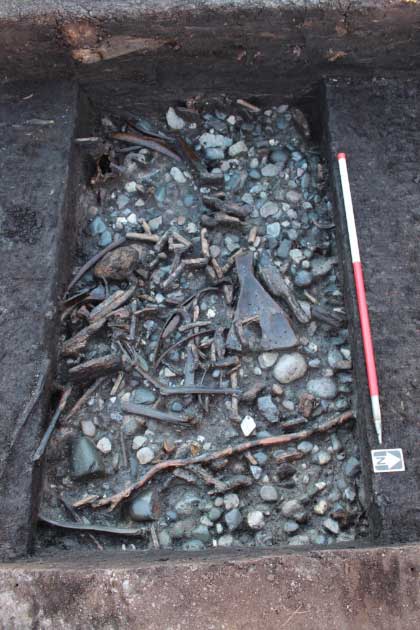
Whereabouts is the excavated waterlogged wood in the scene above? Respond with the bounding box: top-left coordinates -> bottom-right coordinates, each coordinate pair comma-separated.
324,77 -> 420,544
0,81 -> 91,560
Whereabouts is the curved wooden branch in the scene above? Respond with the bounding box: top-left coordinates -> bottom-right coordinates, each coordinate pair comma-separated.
88,411 -> 353,511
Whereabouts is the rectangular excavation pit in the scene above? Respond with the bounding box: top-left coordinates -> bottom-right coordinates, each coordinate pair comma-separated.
30,90 -> 366,556
1,75 -> 419,570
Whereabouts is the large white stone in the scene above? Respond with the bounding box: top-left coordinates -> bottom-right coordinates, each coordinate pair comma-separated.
273,352 -> 307,383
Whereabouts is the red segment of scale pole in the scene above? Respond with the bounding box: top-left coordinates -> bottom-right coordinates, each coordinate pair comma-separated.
337,152 -> 382,444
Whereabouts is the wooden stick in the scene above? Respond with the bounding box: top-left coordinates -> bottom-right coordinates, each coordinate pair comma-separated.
90,411 -> 353,510
67,238 -> 126,293
39,514 -> 146,537
32,385 -> 73,462
61,376 -> 106,424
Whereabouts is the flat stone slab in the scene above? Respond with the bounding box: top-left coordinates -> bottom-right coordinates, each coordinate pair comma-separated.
324,78 -> 420,544
0,80 -> 85,560
0,544 -> 419,628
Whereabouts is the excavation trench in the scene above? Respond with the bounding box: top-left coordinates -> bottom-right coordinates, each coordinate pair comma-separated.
33,93 -> 366,555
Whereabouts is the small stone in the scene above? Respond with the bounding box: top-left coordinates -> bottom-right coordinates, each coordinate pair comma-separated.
344,487 -> 356,502
313,500 -> 328,515
311,256 -> 336,278
294,270 -> 313,287
260,485 -> 278,502
225,508 -> 242,531
125,181 -> 137,193
148,216 -> 163,231
218,534 -> 234,547
250,465 -> 263,480
228,140 -> 248,157
323,517 -> 340,535
270,148 -> 289,167
71,436 -> 105,480
94,246 -> 139,281
266,222 -> 281,238
316,450 -> 332,466
132,435 -> 147,450
260,201 -> 279,218
175,492 -> 200,516
224,493 -> 240,510
276,463 -> 296,480
182,540 -> 205,551
131,387 -> 156,405
81,419 -> 96,438
261,164 -> 280,177
205,148 -> 224,160
344,457 -> 361,478
136,446 -> 154,465
208,507 -> 222,521
199,132 -> 232,149
277,239 -> 292,258
307,377 -> 337,400
286,190 -> 301,204
289,248 -> 305,264
158,529 -> 172,548
118,195 -> 131,211
128,489 -> 159,522
257,395 -> 278,423
273,353 -> 307,384
99,230 -> 112,247
127,213 -> 137,225
166,107 -> 185,130
191,525 -> 211,543
186,222 -> 198,234
281,499 -> 303,518
258,351 -> 279,369
241,415 -> 256,436
247,510 -> 265,530
90,216 -> 107,235
170,166 -> 187,183
284,520 -> 300,534
96,437 -> 112,454
328,348 -> 352,371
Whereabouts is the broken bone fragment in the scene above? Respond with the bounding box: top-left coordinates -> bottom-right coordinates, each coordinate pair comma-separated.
226,252 -> 297,352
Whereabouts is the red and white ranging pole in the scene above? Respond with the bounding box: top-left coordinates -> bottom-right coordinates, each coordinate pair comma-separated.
337,152 -> 382,444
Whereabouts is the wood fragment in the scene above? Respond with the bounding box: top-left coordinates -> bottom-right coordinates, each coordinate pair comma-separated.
39,514 -> 146,537
312,304 -> 347,328
67,238 -> 126,293
112,131 -> 181,162
121,401 -> 192,425
89,286 -> 136,322
150,523 -> 160,549
208,474 -> 252,495
154,328 -> 216,368
72,494 -> 100,509
187,465 -> 228,493
90,411 -> 353,510
32,385 -> 73,462
111,372 -> 124,396
229,370 -> 240,421
160,385 -> 241,397
68,354 -> 122,383
200,228 -> 210,257
61,377 -> 106,424
62,317 -> 107,357
126,232 -> 159,243
236,98 -> 261,113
